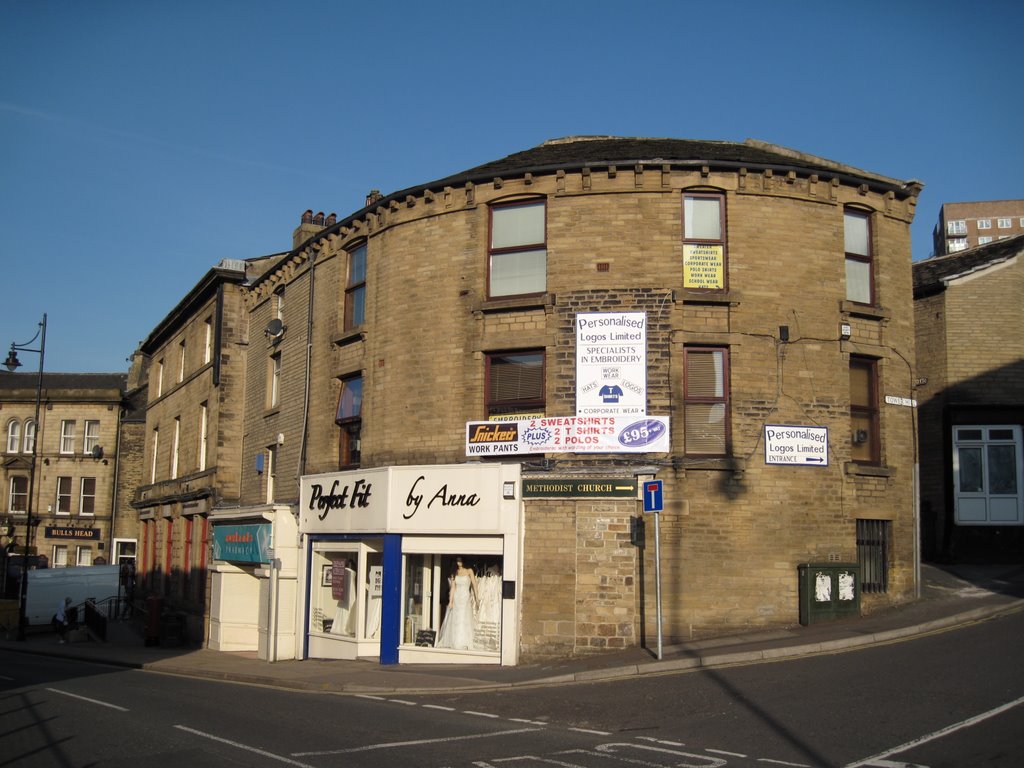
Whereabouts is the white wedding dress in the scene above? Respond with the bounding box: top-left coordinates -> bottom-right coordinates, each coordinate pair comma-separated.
435,574 -> 475,649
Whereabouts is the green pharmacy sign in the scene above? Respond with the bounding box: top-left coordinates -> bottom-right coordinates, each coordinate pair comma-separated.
212,523 -> 272,564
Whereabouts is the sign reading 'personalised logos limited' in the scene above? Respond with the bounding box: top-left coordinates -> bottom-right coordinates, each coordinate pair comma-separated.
576,312 -> 647,417
764,425 -> 829,466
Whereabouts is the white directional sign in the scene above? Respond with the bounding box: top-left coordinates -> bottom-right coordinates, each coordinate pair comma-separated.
764,425 -> 829,466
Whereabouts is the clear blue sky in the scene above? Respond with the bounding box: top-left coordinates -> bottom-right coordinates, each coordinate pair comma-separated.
2,0 -> 1021,373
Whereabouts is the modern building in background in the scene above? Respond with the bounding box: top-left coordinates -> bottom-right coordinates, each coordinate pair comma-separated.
176,136 -> 923,665
1,372 -> 129,582
932,200 -> 1024,256
913,234 -> 1024,562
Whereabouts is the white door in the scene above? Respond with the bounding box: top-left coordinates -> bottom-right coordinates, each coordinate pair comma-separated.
953,425 -> 1023,525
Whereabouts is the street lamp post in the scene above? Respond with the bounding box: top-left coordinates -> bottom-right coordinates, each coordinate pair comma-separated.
5,313 -> 46,641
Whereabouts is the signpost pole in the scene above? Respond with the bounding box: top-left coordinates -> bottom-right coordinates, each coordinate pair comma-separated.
642,479 -> 664,660
654,508 -> 663,660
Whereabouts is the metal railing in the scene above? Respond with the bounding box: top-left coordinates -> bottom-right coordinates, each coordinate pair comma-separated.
82,596 -> 128,642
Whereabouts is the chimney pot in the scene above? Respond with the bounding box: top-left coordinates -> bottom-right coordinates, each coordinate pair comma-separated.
301,209 -> 313,224
313,211 -> 325,225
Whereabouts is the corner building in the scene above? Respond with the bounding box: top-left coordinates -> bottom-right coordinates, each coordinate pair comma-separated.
215,138 -> 922,664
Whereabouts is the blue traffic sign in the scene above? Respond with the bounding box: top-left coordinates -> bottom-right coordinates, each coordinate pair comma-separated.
642,479 -> 663,513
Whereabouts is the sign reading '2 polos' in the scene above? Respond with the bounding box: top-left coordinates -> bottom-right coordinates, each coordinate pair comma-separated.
466,415 -> 670,456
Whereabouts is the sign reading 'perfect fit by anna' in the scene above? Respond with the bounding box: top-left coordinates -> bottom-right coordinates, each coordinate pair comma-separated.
299,463 -> 520,536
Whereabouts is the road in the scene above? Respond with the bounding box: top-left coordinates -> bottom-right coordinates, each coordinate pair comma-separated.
2,609 -> 1022,767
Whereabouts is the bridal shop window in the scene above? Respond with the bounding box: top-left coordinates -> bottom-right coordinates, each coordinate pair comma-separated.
401,553 -> 503,655
310,548 -> 359,636
309,542 -> 385,642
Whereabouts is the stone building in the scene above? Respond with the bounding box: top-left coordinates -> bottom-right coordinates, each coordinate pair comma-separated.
2,371 -> 127,576
132,257 -> 278,641
913,234 -> 1024,561
196,137 -> 923,664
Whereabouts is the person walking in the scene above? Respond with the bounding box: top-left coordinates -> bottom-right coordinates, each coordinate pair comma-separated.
52,597 -> 72,643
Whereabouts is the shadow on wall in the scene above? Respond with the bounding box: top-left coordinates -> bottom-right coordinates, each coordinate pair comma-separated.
917,357 -> 1024,564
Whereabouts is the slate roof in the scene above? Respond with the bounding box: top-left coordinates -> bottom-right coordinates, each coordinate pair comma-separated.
913,233 -> 1024,298
422,136 -> 917,196
0,371 -> 127,392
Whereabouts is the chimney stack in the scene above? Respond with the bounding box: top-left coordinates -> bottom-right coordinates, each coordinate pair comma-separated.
292,208 -> 330,249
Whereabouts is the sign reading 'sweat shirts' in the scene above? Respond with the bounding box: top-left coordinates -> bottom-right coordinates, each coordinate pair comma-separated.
466,416 -> 670,456
576,312 -> 647,417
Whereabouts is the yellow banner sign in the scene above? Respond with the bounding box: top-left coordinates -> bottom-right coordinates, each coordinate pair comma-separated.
683,244 -> 724,289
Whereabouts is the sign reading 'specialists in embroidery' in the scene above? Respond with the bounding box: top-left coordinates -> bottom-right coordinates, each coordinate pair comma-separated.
576,312 -> 647,418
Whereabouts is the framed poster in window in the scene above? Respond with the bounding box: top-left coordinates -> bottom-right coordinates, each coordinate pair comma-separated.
321,564 -> 333,587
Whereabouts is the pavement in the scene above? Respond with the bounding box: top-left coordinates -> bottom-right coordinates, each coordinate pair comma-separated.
2,562 -> 1022,695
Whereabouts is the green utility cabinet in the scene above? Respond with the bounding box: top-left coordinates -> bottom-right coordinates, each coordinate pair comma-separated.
798,563 -> 860,626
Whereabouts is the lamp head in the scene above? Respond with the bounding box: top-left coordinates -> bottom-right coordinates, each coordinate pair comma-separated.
4,347 -> 21,372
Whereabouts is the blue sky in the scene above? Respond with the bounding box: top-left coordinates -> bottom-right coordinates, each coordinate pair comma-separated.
2,0 -> 1021,372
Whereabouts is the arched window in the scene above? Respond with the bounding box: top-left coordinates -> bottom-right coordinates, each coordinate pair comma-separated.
23,420 -> 36,453
6,420 -> 20,454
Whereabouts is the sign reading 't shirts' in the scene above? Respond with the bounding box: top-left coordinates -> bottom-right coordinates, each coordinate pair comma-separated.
576,312 -> 647,417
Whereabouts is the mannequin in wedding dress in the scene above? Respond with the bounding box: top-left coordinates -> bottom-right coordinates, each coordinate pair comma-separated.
435,557 -> 478,650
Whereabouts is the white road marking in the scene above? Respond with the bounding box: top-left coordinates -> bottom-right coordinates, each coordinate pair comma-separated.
757,760 -> 812,767
46,687 -> 129,711
466,710 -> 501,718
708,748 -> 747,757
174,725 -> 316,767
843,693 -> 1024,768
423,704 -> 456,712
568,727 -> 611,736
388,698 -> 417,705
293,727 -> 541,756
509,718 -> 549,726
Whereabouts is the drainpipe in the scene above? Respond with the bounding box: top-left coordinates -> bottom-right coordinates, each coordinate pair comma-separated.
109,403 -> 124,561
298,250 -> 316,482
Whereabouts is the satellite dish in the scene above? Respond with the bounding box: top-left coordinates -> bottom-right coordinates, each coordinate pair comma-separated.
91,445 -> 104,460
265,318 -> 285,338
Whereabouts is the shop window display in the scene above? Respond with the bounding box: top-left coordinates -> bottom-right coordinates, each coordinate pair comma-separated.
310,550 -> 358,636
403,554 -> 502,654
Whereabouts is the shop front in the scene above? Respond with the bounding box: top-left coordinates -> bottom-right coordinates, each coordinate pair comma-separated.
300,463 -> 521,666
207,505 -> 298,659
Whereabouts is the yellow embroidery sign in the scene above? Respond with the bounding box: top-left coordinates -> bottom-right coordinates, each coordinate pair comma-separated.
683,244 -> 724,289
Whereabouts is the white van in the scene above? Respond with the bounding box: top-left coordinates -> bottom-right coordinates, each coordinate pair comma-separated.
25,565 -> 121,625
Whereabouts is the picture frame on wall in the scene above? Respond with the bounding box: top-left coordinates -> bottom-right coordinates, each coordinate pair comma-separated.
321,564 -> 333,587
